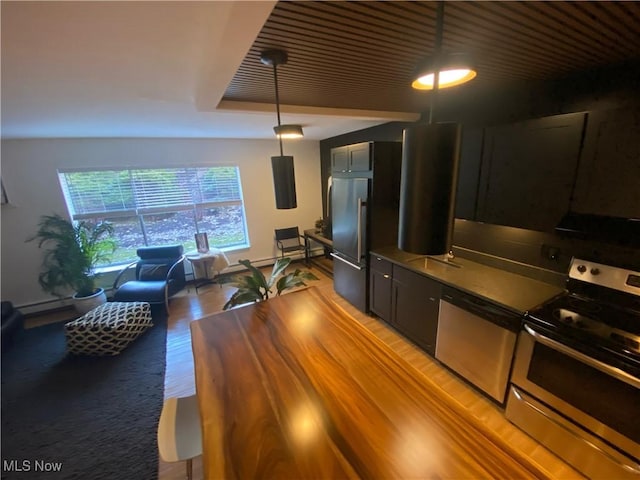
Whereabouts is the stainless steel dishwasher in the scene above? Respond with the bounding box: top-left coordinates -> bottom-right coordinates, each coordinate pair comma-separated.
436,286 -> 520,404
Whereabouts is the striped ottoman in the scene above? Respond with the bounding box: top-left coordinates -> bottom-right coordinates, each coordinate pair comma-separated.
65,301 -> 153,356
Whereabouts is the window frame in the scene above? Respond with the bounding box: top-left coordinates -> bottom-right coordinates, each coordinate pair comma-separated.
57,165 -> 250,267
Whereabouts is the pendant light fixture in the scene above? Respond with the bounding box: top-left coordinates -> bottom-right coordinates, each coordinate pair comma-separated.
398,1 -> 463,255
411,5 -> 476,91
261,49 -> 301,209
274,124 -> 304,139
411,53 -> 476,90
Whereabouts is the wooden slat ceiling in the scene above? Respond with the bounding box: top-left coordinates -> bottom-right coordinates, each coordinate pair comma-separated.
223,0 -> 640,113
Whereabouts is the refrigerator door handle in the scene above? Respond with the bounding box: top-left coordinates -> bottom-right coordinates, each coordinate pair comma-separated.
330,253 -> 363,270
357,198 -> 366,260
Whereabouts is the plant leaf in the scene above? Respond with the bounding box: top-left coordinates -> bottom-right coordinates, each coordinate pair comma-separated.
267,257 -> 291,288
239,259 -> 268,290
223,289 -> 262,310
225,274 -> 254,289
297,270 -> 320,281
276,273 -> 307,295
223,258 -> 319,308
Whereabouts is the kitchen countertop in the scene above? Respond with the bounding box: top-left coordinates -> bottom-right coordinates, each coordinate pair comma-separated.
192,287 -> 553,479
371,246 -> 564,314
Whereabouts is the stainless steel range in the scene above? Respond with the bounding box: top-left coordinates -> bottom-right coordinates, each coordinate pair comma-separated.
506,257 -> 640,479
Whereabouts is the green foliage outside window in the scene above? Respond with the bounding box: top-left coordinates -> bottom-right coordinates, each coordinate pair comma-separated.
58,166 -> 249,267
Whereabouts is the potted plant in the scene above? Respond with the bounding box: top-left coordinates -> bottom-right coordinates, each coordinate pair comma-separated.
28,214 -> 117,314
222,257 -> 318,310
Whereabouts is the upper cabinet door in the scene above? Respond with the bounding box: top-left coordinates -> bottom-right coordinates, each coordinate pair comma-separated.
331,146 -> 349,173
331,143 -> 371,173
571,106 -> 640,219
348,142 -> 372,172
476,112 -> 586,232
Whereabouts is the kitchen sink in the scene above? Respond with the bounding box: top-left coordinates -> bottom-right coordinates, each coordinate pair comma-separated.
408,256 -> 463,269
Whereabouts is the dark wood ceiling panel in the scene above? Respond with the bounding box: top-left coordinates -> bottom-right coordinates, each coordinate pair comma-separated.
223,1 -> 640,113
604,2 -> 640,37
549,1 -> 637,48
438,5 -> 589,78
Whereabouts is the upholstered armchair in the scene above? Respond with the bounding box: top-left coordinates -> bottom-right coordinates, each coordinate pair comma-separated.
112,245 -> 186,313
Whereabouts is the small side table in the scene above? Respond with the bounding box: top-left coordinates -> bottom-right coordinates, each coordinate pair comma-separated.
303,229 -> 333,276
186,249 -> 230,293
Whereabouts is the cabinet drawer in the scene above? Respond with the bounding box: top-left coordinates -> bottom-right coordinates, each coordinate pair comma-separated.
370,255 -> 392,275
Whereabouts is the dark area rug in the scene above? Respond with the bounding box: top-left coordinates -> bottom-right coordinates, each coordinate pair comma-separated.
1,307 -> 167,480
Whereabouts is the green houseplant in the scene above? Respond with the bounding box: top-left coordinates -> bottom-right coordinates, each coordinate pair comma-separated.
28,214 -> 117,313
222,258 -> 318,310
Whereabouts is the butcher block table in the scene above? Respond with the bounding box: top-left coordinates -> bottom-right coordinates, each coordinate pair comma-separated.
190,287 -> 550,479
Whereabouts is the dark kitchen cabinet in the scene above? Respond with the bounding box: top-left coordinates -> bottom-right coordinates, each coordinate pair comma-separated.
369,256 -> 392,322
331,147 -> 349,173
571,106 -> 640,219
331,142 -> 371,173
455,127 -> 484,220
474,112 -> 586,232
391,265 -> 441,356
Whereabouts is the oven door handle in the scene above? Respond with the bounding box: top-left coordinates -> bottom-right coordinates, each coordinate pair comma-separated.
523,324 -> 640,389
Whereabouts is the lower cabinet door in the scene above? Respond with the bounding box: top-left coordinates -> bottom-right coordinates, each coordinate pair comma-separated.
392,266 -> 441,356
369,268 -> 392,322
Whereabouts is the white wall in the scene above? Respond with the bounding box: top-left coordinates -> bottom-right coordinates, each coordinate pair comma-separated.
1,138 -> 322,311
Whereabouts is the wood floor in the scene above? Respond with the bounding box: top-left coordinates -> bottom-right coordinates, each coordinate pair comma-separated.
159,262 -> 584,480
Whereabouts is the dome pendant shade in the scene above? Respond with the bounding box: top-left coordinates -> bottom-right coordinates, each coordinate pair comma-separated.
274,124 -> 304,139
271,156 -> 297,209
398,123 -> 461,254
411,53 -> 476,90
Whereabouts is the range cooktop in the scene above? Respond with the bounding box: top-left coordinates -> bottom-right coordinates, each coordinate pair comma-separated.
526,258 -> 640,362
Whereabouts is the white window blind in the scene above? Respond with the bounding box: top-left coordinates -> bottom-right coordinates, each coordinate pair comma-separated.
59,167 -> 243,219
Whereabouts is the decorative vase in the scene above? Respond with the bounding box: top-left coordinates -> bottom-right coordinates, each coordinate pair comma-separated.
72,288 -> 107,315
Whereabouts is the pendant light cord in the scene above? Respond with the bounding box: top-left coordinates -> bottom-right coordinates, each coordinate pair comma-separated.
273,63 -> 284,156
429,1 -> 444,125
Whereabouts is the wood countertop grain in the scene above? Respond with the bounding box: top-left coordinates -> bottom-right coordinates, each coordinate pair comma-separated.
190,287 -> 552,479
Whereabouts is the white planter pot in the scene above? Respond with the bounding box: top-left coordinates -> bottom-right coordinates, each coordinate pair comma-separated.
72,288 -> 107,315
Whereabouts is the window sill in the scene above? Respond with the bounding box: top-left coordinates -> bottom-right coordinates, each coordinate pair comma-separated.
95,243 -> 248,274
95,264 -> 129,275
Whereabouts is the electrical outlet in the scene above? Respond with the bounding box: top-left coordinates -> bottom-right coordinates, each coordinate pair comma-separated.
541,244 -> 561,261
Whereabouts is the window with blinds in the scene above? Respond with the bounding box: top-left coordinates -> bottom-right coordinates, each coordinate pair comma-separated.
58,166 -> 249,266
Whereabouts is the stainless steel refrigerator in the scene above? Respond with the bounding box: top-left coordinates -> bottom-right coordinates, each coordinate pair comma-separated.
330,142 -> 402,312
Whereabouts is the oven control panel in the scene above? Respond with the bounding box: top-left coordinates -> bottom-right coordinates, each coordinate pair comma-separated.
569,258 -> 640,296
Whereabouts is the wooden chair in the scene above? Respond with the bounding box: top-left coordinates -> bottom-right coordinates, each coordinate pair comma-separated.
274,227 -> 306,260
157,395 -> 202,480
